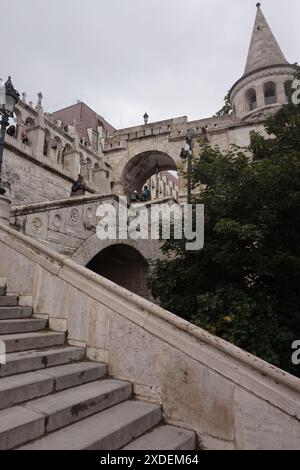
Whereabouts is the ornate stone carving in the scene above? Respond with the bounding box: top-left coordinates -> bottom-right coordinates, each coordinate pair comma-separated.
70,208 -> 80,225
31,217 -> 43,233
53,213 -> 63,229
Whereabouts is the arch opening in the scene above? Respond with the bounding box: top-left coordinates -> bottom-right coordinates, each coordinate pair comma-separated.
86,244 -> 151,300
246,88 -> 257,111
264,81 -> 277,105
122,150 -> 178,199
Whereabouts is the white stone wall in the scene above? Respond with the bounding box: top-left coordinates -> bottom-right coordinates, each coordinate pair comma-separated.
3,146 -> 71,203
0,222 -> 299,450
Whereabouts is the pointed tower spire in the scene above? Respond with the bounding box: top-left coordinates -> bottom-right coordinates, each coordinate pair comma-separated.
244,3 -> 288,75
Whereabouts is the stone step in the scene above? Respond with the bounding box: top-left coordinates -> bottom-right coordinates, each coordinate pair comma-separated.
35,361 -> 107,392
123,424 -> 196,450
0,362 -> 107,409
20,400 -> 161,450
0,331 -> 66,353
0,307 -> 32,320
0,319 -> 47,335
0,297 -> 18,307
0,379 -> 132,449
0,406 -> 44,450
0,346 -> 85,377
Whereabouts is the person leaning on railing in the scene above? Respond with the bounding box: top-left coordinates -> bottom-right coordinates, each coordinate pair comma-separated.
70,175 -> 96,197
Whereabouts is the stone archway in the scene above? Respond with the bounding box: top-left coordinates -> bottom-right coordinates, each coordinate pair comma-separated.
110,141 -> 184,198
121,150 -> 178,195
86,244 -> 151,299
71,234 -> 162,300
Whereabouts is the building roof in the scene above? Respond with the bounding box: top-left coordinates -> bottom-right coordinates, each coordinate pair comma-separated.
52,101 -> 115,139
162,171 -> 178,186
244,4 -> 289,75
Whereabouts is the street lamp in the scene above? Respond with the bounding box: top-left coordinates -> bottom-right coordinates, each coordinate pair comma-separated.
155,160 -> 160,176
180,128 -> 195,204
143,112 -> 149,125
0,77 -> 19,195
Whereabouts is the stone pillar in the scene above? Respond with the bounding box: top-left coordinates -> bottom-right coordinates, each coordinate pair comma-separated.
64,133 -> 81,177
277,81 -> 287,104
93,169 -> 107,194
256,85 -> 265,108
64,150 -> 80,175
0,196 -> 11,225
29,106 -> 45,157
177,160 -> 188,203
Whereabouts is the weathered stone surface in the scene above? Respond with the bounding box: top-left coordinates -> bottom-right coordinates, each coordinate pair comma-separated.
33,267 -> 68,318
109,312 -> 163,402
0,362 -> 104,409
0,331 -> 65,353
23,379 -> 132,432
0,307 -> 32,319
123,425 -> 196,450
39,361 -> 107,391
0,318 -> 47,334
0,296 -> 18,307
161,347 -> 235,441
18,295 -> 33,307
0,371 -> 54,409
0,243 -> 34,296
233,388 -> 300,450
0,346 -> 85,377
0,405 -> 44,450
88,304 -> 110,351
20,400 -> 161,450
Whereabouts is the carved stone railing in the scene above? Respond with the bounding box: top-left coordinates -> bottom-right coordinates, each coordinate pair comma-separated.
10,194 -> 120,257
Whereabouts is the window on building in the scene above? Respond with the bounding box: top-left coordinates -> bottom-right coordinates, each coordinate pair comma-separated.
246,88 -> 257,111
264,82 -> 277,105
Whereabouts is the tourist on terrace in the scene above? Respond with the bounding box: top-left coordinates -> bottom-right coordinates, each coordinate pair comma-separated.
129,190 -> 141,204
141,185 -> 151,202
70,175 -> 95,197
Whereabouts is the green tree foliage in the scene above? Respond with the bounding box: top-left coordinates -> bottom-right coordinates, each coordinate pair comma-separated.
150,100 -> 300,376
215,92 -> 232,116
294,62 -> 300,80
284,64 -> 300,103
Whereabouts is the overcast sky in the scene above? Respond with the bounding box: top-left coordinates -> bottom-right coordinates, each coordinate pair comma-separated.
1,0 -> 299,129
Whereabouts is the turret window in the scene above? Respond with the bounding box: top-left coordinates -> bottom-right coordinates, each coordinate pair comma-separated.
246,88 -> 257,111
264,81 -> 277,105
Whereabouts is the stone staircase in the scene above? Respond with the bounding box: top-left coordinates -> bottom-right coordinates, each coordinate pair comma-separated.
0,294 -> 196,450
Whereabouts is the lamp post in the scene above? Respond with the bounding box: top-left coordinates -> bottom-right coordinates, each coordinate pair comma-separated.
180,128 -> 195,204
0,77 -> 20,195
143,112 -> 149,125
155,160 -> 160,199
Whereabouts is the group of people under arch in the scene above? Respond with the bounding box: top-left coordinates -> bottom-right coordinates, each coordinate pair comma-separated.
129,185 -> 151,203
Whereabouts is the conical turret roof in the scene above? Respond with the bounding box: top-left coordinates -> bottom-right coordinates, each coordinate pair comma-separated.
244,3 -> 289,75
